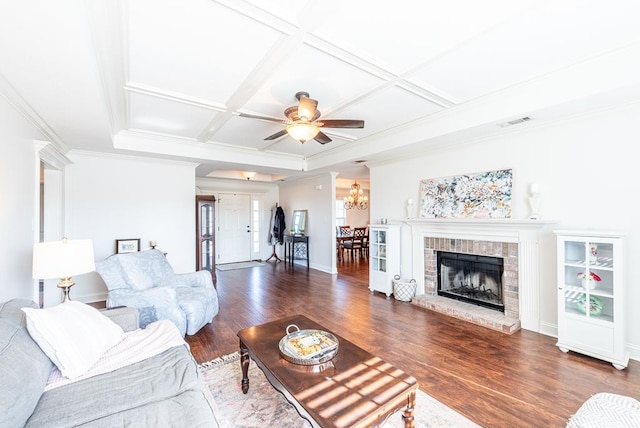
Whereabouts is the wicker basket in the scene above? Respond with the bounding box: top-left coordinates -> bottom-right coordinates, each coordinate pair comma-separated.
392,275 -> 416,302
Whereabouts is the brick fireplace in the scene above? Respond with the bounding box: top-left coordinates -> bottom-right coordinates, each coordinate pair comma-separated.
405,219 -> 550,333
420,237 -> 519,333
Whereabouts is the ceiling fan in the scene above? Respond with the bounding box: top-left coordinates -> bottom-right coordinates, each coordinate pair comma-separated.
239,91 -> 364,144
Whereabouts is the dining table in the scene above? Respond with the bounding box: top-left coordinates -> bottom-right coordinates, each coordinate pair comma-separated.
337,228 -> 368,260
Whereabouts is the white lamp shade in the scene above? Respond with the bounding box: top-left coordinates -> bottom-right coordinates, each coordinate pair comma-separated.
32,239 -> 96,279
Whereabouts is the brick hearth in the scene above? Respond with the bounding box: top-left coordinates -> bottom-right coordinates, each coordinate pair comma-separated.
411,295 -> 520,334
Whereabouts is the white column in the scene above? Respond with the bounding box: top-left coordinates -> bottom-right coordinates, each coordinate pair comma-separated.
518,238 -> 540,331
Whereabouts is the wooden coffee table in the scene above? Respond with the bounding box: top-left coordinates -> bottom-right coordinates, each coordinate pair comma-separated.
237,314 -> 418,428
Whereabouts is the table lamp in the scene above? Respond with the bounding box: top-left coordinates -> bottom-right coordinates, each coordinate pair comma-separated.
32,237 -> 96,303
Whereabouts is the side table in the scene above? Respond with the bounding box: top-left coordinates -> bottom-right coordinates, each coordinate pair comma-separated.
284,235 -> 309,269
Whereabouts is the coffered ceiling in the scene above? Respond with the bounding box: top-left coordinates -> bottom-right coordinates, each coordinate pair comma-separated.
1,0 -> 640,181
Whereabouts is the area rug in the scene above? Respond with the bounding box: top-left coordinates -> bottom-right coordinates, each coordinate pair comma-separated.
198,352 -> 481,428
216,261 -> 265,271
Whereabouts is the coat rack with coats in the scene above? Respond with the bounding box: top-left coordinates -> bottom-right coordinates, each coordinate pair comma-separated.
266,203 -> 285,262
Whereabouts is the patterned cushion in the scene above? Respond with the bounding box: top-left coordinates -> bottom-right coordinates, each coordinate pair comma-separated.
137,306 -> 157,329
118,256 -> 155,290
175,286 -> 218,335
95,257 -> 129,291
567,393 -> 640,427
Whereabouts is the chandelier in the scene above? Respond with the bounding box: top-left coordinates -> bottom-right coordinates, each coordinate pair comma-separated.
344,180 -> 368,210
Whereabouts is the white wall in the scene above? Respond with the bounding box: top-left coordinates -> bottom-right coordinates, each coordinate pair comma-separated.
370,103 -> 640,359
0,96 -> 45,302
279,173 -> 336,273
65,152 -> 197,303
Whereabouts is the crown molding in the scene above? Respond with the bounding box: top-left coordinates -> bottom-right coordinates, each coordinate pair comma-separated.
113,130 -> 306,171
68,148 -> 199,169
33,140 -> 72,170
0,73 -> 68,151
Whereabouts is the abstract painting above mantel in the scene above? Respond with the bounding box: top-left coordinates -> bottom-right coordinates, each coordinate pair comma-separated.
419,169 -> 512,219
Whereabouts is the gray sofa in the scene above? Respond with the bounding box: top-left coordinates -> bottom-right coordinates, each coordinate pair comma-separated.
0,299 -> 220,428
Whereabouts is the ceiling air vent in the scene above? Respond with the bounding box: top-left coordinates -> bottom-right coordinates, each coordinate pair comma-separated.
497,116 -> 533,128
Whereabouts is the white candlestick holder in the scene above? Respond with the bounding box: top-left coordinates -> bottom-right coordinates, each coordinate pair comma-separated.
529,193 -> 541,219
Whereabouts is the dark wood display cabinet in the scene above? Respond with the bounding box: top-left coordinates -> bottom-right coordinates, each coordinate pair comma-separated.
196,195 -> 216,282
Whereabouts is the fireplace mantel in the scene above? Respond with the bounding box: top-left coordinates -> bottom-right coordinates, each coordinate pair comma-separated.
404,218 -> 554,242
404,218 -> 554,332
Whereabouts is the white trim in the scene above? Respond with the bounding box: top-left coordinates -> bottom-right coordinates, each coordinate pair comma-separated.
34,140 -> 72,170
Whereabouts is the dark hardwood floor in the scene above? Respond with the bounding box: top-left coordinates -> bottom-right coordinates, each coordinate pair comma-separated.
186,257 -> 640,427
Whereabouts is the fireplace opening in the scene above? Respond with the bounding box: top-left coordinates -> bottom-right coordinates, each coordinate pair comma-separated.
437,251 -> 504,312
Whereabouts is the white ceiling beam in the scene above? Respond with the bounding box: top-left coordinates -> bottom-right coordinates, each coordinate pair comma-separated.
114,130 -> 306,171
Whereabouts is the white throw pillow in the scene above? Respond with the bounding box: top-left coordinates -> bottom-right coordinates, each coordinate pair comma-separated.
22,301 -> 125,379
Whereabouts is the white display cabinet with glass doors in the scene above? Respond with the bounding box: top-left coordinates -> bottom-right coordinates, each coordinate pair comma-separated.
368,224 -> 400,297
554,230 -> 628,369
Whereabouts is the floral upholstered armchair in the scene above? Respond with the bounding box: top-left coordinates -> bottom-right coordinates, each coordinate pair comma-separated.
95,249 -> 218,336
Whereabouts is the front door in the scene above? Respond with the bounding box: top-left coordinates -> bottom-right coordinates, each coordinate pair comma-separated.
217,193 -> 251,264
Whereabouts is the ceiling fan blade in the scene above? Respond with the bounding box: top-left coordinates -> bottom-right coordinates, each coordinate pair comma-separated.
317,119 -> 364,128
264,129 -> 288,140
238,112 -> 287,125
314,131 -> 332,144
298,96 -> 318,121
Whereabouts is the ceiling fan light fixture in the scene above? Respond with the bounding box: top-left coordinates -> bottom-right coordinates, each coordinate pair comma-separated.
297,94 -> 317,122
251,91 -> 363,144
298,111 -> 311,122
286,123 -> 319,143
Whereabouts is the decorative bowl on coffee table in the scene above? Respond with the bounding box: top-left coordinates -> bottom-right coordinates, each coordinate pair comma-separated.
278,325 -> 339,365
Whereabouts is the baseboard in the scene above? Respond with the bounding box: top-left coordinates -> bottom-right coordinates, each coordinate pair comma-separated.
538,321 -> 558,338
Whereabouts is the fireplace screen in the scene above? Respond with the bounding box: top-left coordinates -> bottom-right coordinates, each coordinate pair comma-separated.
437,251 -> 504,312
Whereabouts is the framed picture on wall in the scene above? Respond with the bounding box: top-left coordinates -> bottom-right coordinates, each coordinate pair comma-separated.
419,169 -> 513,219
116,238 -> 140,254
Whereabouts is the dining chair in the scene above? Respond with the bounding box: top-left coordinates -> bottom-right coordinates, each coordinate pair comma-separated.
361,227 -> 369,258
336,226 -> 352,261
343,227 -> 367,260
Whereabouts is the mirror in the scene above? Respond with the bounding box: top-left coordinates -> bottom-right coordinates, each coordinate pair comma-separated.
292,210 -> 307,236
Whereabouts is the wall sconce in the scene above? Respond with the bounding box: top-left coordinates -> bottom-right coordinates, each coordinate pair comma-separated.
242,171 -> 257,180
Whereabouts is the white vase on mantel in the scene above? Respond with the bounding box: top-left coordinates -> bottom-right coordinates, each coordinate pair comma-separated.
406,199 -> 414,219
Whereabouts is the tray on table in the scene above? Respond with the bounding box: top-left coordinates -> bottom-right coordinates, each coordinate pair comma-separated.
278,324 -> 339,365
